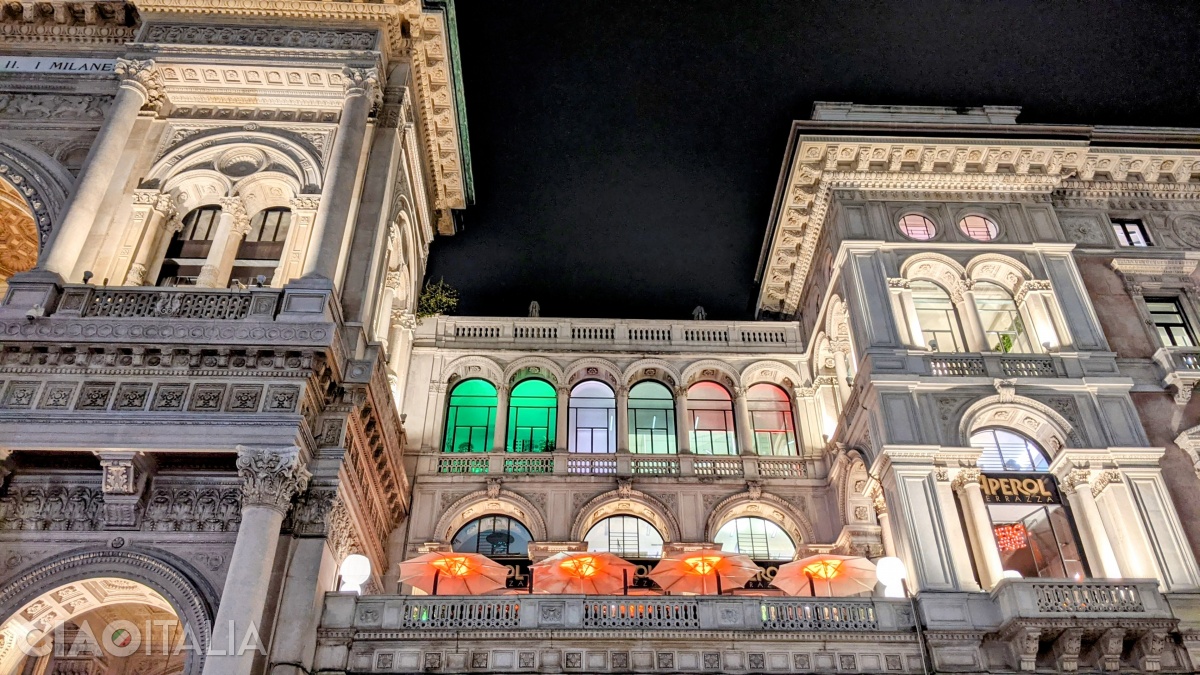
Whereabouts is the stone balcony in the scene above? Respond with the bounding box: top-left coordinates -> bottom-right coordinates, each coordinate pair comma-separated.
314,593 -> 922,674
419,451 -> 816,480
1153,346 -> 1200,404
417,316 -> 803,354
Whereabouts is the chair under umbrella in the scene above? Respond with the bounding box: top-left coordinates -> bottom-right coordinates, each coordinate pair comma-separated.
398,552 -> 510,596
649,549 -> 759,595
531,552 -> 637,595
772,554 -> 877,597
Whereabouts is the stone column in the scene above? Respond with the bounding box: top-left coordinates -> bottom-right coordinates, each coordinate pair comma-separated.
267,486 -> 339,675
302,67 -> 379,282
953,468 -> 1004,589
1093,472 -> 1159,579
202,446 -> 310,675
732,387 -> 755,456
196,197 -> 251,288
957,287 -> 989,353
832,352 -> 852,401
615,386 -> 630,453
123,191 -> 178,286
276,196 -> 320,285
673,386 -> 692,454
1019,286 -> 1059,351
40,59 -> 162,279
873,492 -> 896,557
555,386 -> 570,451
1060,470 -> 1123,579
387,311 -> 416,411
493,385 -> 510,452
931,469 -> 982,591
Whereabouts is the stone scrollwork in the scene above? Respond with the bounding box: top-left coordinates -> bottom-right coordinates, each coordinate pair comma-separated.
114,58 -> 165,112
235,445 -> 311,513
0,484 -> 104,531
326,497 -> 361,563
291,485 -> 338,537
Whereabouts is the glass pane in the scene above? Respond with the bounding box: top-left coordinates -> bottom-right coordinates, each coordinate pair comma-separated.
898,214 -> 937,240
509,379 -> 557,452
584,516 -> 664,558
444,380 -> 497,453
714,517 -> 796,560
973,282 -> 1031,353
911,280 -> 964,352
629,382 -> 677,454
971,428 -> 1050,472
958,215 -> 999,241
570,381 -> 616,453
452,515 -> 533,557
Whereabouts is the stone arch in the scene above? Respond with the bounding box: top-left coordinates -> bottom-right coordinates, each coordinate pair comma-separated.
681,360 -> 740,392
441,355 -> 504,388
144,129 -> 323,193
705,489 -> 814,551
958,394 -> 1081,456
234,172 -> 301,215
563,357 -> 622,390
0,139 -> 73,252
900,252 -> 969,302
812,332 -> 835,376
571,487 -> 681,543
740,360 -> 803,391
0,178 -> 39,283
0,547 -> 215,675
163,170 -> 233,214
966,253 -> 1033,296
622,358 -> 682,390
502,356 -> 565,388
435,488 -> 549,543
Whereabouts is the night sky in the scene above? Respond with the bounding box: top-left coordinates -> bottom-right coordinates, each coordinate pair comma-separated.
425,0 -> 1200,320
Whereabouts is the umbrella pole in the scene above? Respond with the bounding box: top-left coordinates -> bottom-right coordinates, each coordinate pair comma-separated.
528,568 -> 534,594
623,569 -> 628,596
806,572 -> 815,597
432,569 -> 440,596
716,572 -> 723,596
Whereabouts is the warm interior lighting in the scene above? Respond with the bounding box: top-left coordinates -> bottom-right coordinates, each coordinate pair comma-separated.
993,523 -> 1028,553
559,555 -> 601,578
430,556 -> 475,577
683,555 -> 722,575
802,559 -> 843,580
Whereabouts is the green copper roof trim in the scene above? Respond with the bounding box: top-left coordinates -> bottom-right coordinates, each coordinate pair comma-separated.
424,0 -> 474,205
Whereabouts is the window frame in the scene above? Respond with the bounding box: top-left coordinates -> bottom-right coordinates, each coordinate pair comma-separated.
686,381 -> 737,456
568,380 -> 616,454
506,378 -> 558,453
628,381 -> 678,455
972,281 -> 1033,354
442,379 -> 498,454
746,383 -> 798,457
957,214 -> 1001,242
1145,295 -> 1197,348
451,514 -> 534,557
910,279 -> 967,353
897,213 -> 939,241
583,515 -> 665,558
1111,218 -> 1152,247
713,516 -> 796,561
157,205 -> 222,287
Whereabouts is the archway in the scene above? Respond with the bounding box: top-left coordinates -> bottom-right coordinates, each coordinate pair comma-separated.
0,177 -> 38,292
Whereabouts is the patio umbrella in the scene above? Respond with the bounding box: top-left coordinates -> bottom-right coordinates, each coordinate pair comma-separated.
648,549 -> 759,595
772,555 -> 877,597
531,552 -> 638,595
398,552 -> 510,596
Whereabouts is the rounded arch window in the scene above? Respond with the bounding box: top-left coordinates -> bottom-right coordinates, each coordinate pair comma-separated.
910,280 -> 966,353
958,214 -> 1000,241
232,207 -> 291,287
507,378 -> 557,452
569,380 -> 615,453
452,515 -> 533,557
687,381 -> 736,455
972,281 -> 1032,353
898,214 -> 937,241
746,383 -> 798,456
971,428 -> 1050,472
628,381 -> 677,454
443,379 -> 498,454
584,515 -> 664,558
714,516 -> 796,560
157,205 -> 221,286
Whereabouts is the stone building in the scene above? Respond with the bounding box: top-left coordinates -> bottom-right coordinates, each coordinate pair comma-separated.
4,4 -> 1200,675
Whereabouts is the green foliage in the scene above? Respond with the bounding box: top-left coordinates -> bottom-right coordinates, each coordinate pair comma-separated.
417,278 -> 459,319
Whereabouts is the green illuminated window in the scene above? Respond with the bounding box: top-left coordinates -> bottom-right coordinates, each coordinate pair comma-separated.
443,379 -> 497,453
629,381 -> 677,454
507,379 -> 557,452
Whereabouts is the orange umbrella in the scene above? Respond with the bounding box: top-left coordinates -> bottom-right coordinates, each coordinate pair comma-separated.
772,555 -> 876,597
648,549 -> 759,595
531,552 -> 637,595
398,552 -> 510,595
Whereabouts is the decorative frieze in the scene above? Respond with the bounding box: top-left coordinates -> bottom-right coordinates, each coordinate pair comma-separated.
0,484 -> 103,531
143,23 -> 378,51
0,94 -> 111,121
144,484 -> 241,532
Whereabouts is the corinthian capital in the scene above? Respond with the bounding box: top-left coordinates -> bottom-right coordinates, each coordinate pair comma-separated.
290,485 -> 338,537
343,67 -> 382,101
235,445 -> 311,513
220,196 -> 251,235
951,468 -> 981,493
114,58 -> 164,111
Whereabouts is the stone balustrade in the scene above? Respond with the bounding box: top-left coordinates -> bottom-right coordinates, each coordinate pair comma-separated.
420,316 -> 802,353
990,578 -> 1169,620
1154,346 -> 1200,404
424,451 -> 814,479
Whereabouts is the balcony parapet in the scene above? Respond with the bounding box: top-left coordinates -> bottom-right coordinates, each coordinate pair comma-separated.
417,316 -> 803,354
1154,346 -> 1200,404
422,451 -> 816,480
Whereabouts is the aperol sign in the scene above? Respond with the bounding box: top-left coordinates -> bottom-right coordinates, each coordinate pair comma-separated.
979,473 -> 1060,504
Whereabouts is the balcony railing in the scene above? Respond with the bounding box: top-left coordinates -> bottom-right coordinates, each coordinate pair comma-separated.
323,594 -> 912,634
1154,346 -> 1200,404
421,316 -> 802,353
990,578 -> 1170,620
55,285 -> 282,321
425,452 -> 814,479
926,353 -> 1063,378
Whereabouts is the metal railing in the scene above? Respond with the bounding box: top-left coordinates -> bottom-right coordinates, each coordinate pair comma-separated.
429,452 -> 814,478
398,598 -> 522,629
52,285 -> 282,321
926,353 -> 1064,378
760,599 -> 878,630
583,598 -> 699,629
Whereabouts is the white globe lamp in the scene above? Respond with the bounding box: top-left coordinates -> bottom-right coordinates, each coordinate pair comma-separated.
339,554 -> 372,594
875,556 -> 907,598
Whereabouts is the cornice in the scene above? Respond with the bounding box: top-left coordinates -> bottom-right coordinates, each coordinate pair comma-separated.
757,136 -> 1200,315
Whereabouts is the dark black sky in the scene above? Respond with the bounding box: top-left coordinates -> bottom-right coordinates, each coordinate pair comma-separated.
425,0 -> 1200,320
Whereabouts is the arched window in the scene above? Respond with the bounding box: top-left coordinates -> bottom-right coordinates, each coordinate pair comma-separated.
714,516 -> 796,560
507,379 -> 557,452
958,214 -> 1000,241
584,515 -> 664,558
443,379 -> 497,453
452,515 -> 533,557
747,384 -> 797,456
231,207 -> 291,287
157,205 -> 221,286
569,381 -> 615,453
911,280 -> 965,352
973,281 -> 1032,353
898,214 -> 937,241
687,382 -> 736,455
969,429 -> 1085,580
628,381 -> 677,454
